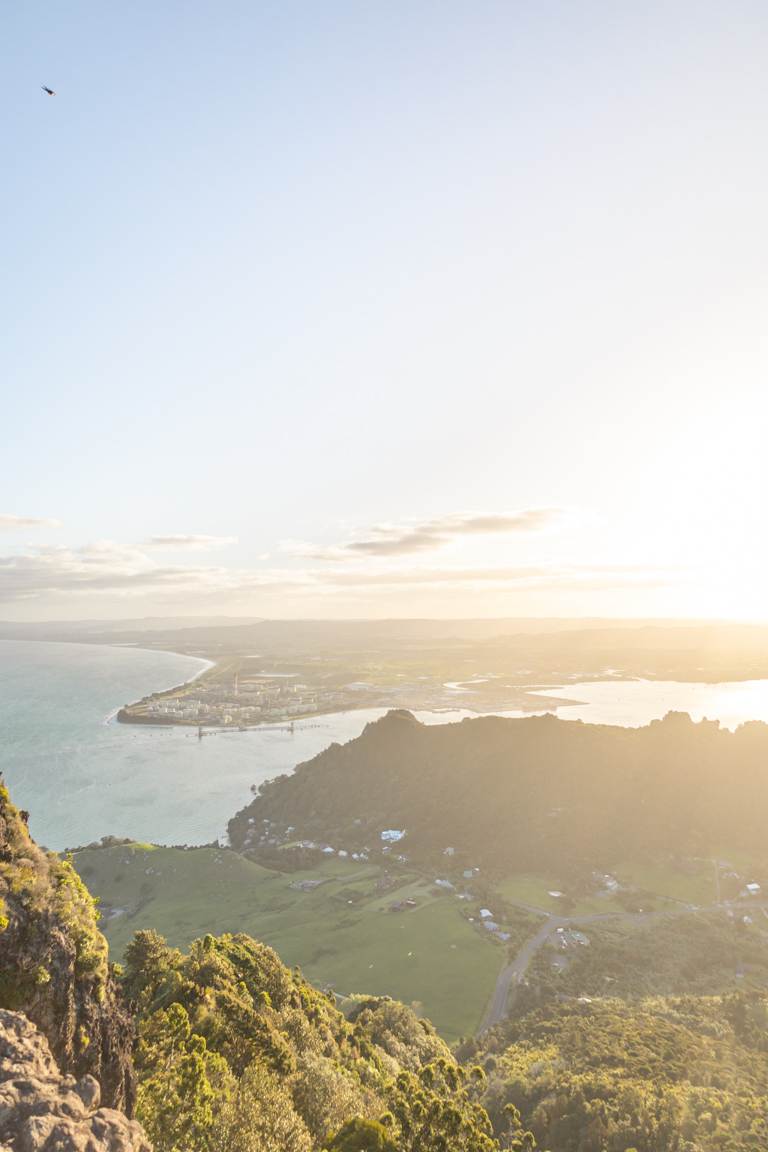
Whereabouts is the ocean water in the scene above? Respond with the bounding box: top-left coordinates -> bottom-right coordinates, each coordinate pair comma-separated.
0,640 -> 392,850
3,640 -> 768,851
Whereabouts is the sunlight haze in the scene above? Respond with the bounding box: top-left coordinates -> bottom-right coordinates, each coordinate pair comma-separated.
2,1 -> 766,620
6,11 -> 768,1151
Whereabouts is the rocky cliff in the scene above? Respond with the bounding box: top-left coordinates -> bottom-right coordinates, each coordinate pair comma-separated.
0,1008 -> 150,1151
0,781 -> 135,1113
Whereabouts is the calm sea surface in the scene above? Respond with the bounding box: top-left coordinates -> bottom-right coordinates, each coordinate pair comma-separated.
2,640 -> 768,850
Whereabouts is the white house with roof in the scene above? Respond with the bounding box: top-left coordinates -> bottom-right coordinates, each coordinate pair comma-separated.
381,829 -> 406,843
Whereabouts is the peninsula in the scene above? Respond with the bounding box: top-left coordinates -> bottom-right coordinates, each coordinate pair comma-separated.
101,617 -> 768,730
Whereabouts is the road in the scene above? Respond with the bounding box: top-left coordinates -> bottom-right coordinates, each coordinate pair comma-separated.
479,904 -> 666,1032
477,894 -> 768,1034
479,916 -> 565,1031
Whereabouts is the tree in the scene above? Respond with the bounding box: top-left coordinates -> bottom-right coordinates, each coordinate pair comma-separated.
326,1116 -> 398,1151
291,1052 -> 369,1144
136,1003 -> 233,1152
123,928 -> 181,1005
211,1061 -> 312,1152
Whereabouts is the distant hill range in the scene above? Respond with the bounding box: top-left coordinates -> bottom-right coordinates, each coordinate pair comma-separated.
3,617 -> 768,683
230,708 -> 768,878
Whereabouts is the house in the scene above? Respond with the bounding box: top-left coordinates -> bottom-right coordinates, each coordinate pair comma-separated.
443,847 -> 456,856
479,908 -> 493,919
381,829 -> 406,843
555,927 -> 590,948
746,882 -> 761,895
434,878 -> 455,891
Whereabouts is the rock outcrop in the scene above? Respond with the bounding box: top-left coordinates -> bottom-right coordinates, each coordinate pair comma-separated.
0,1009 -> 151,1150
0,782 -> 136,1113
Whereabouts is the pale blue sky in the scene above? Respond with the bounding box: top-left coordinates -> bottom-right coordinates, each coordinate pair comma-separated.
2,2 -> 767,619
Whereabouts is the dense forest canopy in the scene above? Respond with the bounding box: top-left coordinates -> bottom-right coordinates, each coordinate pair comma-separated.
470,995 -> 768,1152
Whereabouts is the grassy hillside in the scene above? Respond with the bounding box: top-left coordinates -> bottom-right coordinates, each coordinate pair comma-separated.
74,843 -> 504,1041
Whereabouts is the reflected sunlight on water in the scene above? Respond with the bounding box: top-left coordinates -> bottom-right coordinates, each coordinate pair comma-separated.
530,679 -> 768,730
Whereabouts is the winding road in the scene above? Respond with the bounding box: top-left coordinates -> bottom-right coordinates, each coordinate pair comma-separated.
479,916 -> 566,1031
477,893 -> 767,1033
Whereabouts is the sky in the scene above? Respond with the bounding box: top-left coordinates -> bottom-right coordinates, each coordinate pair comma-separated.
2,1 -> 767,621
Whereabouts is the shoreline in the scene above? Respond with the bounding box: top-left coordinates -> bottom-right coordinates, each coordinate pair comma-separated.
105,653 -> 214,725
114,672 -> 577,732
113,697 -> 570,734
96,642 -> 583,733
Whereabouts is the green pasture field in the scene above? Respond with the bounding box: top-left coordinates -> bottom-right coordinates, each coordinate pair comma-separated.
74,845 -> 501,1041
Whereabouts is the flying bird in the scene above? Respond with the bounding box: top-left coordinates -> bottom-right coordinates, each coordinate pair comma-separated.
41,85 -> 56,96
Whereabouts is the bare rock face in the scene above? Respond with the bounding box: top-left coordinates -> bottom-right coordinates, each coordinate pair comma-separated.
0,782 -> 136,1114
0,1009 -> 151,1150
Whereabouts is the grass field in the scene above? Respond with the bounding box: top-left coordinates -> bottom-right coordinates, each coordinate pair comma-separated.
74,845 -> 501,1041
614,860 -> 717,905
494,873 -> 628,916
495,860 -> 723,916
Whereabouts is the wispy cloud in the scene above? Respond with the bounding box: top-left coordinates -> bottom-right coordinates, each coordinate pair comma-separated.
0,514 -> 61,530
288,509 -> 562,560
0,540 -> 673,606
144,534 -> 239,551
316,563 -> 670,590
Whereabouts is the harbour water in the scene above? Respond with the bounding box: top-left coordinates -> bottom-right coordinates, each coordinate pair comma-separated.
0,639 -> 391,850
2,639 -> 768,850
528,678 -> 768,730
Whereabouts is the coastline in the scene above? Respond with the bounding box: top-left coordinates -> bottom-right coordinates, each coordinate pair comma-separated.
107,652 -> 214,725
111,653 -> 768,737
113,649 -> 577,731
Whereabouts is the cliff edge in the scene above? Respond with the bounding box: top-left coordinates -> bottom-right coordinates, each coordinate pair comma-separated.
0,1008 -> 150,1151
0,781 -> 135,1113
